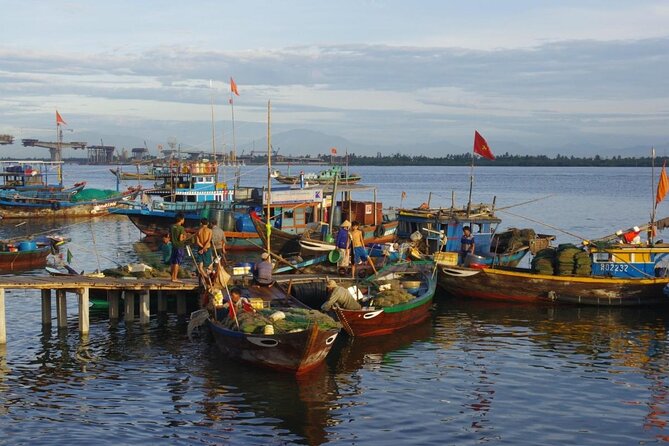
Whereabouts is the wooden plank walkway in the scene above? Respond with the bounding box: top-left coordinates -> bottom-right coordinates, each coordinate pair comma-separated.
0,275 -> 202,345
0,275 -> 200,290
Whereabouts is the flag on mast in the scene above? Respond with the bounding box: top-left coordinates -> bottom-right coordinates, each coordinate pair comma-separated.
230,77 -> 240,96
656,161 -> 669,207
330,147 -> 337,155
56,111 -> 66,126
473,130 -> 494,160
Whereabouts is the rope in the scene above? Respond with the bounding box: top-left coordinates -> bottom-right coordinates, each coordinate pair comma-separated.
496,208 -> 587,241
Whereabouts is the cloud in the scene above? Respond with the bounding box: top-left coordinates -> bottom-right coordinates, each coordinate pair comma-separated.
0,37 -> 668,151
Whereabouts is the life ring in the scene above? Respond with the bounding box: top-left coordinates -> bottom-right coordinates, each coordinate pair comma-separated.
374,225 -> 385,237
51,202 -> 61,211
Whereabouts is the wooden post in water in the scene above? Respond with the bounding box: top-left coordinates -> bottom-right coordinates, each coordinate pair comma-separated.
41,289 -> 52,326
56,289 -> 67,329
139,291 -> 150,325
78,288 -> 89,335
108,290 -> 120,320
176,294 -> 187,317
157,291 -> 167,314
124,291 -> 135,322
0,289 -> 6,345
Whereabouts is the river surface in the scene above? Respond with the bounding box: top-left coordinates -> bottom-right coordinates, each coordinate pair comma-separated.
1,164 -> 669,445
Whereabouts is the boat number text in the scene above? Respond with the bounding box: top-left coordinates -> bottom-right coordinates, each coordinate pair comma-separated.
600,263 -> 629,272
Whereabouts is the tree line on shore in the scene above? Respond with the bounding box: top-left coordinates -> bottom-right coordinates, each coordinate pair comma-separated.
335,153 -> 668,167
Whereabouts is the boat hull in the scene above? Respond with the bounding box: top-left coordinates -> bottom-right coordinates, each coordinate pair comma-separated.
124,212 -> 262,252
438,266 -> 669,306
0,189 -> 140,219
207,320 -> 339,373
275,175 -> 361,185
300,221 -> 399,257
0,246 -> 51,271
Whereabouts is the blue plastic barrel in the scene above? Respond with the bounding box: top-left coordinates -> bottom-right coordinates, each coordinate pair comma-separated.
18,241 -> 37,251
235,214 -> 256,233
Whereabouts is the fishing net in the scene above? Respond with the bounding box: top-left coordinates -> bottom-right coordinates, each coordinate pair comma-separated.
223,307 -> 341,334
371,288 -> 415,308
71,189 -> 121,202
492,228 -> 537,253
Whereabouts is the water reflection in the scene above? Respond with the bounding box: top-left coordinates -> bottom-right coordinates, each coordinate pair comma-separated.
435,298 -> 669,442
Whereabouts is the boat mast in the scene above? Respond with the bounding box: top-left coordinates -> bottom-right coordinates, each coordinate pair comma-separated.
266,100 -> 272,255
209,80 -> 218,184
651,147 -> 656,244
466,145 -> 475,217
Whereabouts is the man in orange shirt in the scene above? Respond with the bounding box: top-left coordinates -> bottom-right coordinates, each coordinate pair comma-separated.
350,221 -> 377,278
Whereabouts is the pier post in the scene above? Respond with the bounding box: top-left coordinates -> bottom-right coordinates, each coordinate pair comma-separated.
124,291 -> 135,322
139,291 -> 150,325
157,291 -> 167,314
176,294 -> 187,317
78,288 -> 89,335
108,290 -> 120,320
0,289 -> 6,345
41,289 -> 52,326
56,289 -> 67,329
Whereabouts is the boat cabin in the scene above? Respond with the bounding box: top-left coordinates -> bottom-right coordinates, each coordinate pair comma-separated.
397,205 -> 501,255
589,245 -> 669,279
258,187 -> 323,234
0,161 -> 63,190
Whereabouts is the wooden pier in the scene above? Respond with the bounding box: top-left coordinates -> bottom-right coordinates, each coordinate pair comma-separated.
0,275 -> 201,344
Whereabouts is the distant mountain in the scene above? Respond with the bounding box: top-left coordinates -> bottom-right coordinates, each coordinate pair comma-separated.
1,122 -> 666,160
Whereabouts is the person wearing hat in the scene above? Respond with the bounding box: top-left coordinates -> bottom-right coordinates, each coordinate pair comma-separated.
335,220 -> 352,273
321,279 -> 362,312
253,252 -> 274,286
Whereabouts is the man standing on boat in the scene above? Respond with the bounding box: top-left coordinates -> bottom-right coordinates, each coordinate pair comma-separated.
350,221 -> 377,278
170,213 -> 187,282
460,226 -> 475,265
335,220 -> 351,275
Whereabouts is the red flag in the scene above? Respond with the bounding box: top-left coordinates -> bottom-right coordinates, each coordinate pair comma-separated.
473,130 -> 494,160
230,77 -> 239,96
227,293 -> 237,321
330,147 -> 337,155
56,111 -> 66,126
656,162 -> 669,207
401,191 -> 407,199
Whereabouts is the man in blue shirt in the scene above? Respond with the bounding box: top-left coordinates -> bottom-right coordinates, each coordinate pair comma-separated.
460,226 -> 475,265
335,220 -> 351,273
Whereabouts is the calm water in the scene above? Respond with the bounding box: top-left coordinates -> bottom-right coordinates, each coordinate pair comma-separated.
1,164 -> 669,445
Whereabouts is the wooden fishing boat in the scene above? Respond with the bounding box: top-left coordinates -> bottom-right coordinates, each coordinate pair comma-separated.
439,265 -> 669,306
204,285 -> 341,373
0,186 -> 141,219
333,261 -> 437,336
274,165 -> 361,186
438,243 -> 669,306
285,260 -> 437,337
0,236 -> 66,272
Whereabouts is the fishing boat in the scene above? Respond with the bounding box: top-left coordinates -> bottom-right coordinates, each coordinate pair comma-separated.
0,186 -> 141,219
274,165 -> 361,186
257,184 -> 399,259
397,202 -> 552,267
110,163 -> 178,181
0,235 -> 66,272
438,239 -> 669,306
286,260 -> 437,337
0,160 -> 86,194
204,284 -> 341,373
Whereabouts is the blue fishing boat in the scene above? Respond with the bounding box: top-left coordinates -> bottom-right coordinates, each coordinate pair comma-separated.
397,203 -> 551,267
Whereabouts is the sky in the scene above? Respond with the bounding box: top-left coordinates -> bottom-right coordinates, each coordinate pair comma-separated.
0,0 -> 668,157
